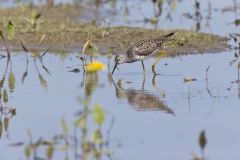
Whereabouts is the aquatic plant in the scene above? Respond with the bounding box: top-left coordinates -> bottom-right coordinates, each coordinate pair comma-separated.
192,130 -> 207,160
7,21 -> 15,40
83,39 -> 99,62
8,100 -> 111,160
0,31 -> 11,58
0,77 -> 16,139
85,61 -> 106,73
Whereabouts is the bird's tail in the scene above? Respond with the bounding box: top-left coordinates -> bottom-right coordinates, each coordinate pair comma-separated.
161,32 -> 175,40
163,32 -> 175,38
155,32 -> 175,47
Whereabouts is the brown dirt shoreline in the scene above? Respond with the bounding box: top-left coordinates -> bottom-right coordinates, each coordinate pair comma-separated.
0,5 -> 230,57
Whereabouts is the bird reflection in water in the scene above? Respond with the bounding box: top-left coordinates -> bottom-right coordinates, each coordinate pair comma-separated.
111,77 -> 175,115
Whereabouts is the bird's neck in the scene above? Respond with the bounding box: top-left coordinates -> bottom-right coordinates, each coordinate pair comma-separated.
125,56 -> 136,63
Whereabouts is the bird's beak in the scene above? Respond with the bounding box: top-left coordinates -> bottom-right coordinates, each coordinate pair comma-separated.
112,63 -> 118,74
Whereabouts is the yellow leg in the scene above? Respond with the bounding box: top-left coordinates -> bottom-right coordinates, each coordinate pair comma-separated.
152,57 -> 161,75
141,61 -> 146,75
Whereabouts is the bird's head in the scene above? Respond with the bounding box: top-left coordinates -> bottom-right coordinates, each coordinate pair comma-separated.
112,54 -> 127,74
115,54 -> 127,64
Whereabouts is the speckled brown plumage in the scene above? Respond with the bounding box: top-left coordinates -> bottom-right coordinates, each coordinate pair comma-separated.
112,32 -> 175,74
125,32 -> 175,62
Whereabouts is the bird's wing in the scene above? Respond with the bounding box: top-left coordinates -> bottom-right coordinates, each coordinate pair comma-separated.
127,40 -> 158,57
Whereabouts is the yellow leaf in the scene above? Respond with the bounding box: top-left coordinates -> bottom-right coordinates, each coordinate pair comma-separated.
158,50 -> 166,57
85,61 -> 106,73
150,16 -> 158,24
47,145 -> 54,159
38,74 -> 47,88
4,117 -> 9,131
91,129 -> 103,144
106,47 -> 114,59
74,117 -> 87,129
3,89 -> 8,103
31,51 -> 40,57
171,1 -> 177,10
83,40 -> 99,56
199,130 -> 207,150
31,10 -> 36,19
93,103 -> 105,126
25,145 -> 31,158
7,21 -> 15,40
8,72 -> 15,92
117,79 -> 122,88
38,34 -> 46,45
184,77 -> 197,83
61,117 -> 68,135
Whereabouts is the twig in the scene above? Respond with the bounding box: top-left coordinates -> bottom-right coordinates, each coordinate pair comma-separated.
205,64 -> 211,81
79,56 -> 86,72
40,48 -> 49,63
41,48 -> 49,59
205,64 -> 214,97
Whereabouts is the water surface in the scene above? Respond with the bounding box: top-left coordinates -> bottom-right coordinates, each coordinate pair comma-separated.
0,0 -> 240,160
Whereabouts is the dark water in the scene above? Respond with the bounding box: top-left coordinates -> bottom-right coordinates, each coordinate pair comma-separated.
0,0 -> 240,160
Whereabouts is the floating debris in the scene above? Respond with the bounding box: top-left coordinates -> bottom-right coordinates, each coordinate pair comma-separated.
68,68 -> 80,73
184,77 -> 197,83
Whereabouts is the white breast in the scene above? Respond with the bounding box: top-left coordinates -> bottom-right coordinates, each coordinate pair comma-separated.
135,55 -> 146,61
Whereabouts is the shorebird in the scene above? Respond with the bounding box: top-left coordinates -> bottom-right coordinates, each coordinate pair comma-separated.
112,32 -> 175,74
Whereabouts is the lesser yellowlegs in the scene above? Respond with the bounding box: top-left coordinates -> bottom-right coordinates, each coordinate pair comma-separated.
112,32 -> 175,74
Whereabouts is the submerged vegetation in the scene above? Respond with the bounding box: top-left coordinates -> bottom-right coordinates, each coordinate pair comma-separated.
0,5 -> 229,56
0,58 -> 16,139
9,102 -> 111,160
0,49 -> 112,159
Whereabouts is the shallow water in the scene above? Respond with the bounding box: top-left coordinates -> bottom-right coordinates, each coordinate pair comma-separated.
1,0 -> 240,160
1,0 -> 240,35
0,50 -> 240,159
79,0 -> 240,35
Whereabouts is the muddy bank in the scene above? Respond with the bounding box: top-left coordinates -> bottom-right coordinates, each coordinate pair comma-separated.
0,5 -> 229,57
